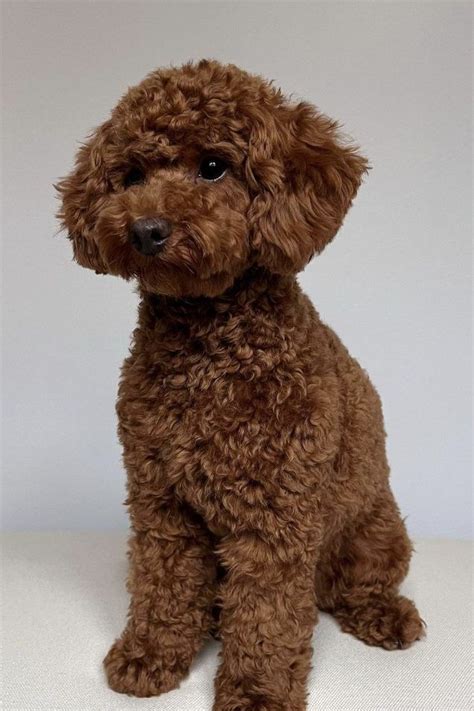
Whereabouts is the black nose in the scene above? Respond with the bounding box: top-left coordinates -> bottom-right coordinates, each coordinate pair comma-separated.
129,217 -> 172,256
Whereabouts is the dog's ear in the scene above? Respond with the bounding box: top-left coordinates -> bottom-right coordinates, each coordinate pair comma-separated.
247,101 -> 368,275
55,120 -> 115,274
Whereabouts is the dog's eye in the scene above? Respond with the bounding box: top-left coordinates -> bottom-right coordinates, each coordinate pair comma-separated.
123,167 -> 145,188
198,156 -> 228,182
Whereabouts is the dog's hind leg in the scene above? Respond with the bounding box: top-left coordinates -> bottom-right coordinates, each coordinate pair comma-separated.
104,496 -> 217,697
315,488 -> 425,650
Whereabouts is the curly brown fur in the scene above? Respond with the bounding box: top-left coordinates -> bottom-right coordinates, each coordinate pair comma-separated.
57,59 -> 424,710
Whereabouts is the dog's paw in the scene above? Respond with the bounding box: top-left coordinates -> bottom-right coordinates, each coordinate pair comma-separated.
213,683 -> 305,711
104,638 -> 189,697
336,593 -> 425,650
214,699 -> 301,711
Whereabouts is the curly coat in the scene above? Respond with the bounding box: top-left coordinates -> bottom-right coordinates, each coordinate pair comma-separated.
57,59 -> 424,710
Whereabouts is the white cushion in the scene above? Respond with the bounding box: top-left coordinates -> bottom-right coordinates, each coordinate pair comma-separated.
2,534 -> 472,710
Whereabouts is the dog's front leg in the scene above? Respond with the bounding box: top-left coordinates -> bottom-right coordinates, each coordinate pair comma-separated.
214,528 -> 319,711
104,496 -> 216,697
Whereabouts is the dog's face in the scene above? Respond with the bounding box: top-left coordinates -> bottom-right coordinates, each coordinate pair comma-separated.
57,60 -> 367,297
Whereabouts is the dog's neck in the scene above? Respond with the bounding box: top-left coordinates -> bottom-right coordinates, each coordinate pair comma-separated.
140,268 -> 302,331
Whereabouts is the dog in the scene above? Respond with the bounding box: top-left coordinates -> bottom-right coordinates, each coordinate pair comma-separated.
57,59 -> 424,711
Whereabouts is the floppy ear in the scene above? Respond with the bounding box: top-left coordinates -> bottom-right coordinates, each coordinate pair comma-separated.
247,102 -> 368,275
55,120 -> 115,274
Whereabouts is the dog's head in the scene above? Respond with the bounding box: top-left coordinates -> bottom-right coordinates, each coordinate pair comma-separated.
57,60 -> 368,297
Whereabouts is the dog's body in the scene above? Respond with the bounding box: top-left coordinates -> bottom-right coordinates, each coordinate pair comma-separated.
58,60 -> 423,710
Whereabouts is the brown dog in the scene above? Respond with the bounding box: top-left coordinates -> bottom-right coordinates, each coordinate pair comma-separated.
57,59 -> 424,710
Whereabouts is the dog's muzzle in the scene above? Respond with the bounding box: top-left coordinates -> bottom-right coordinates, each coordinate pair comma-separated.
129,217 -> 172,256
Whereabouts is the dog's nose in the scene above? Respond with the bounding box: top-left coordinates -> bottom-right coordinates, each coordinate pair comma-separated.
129,217 -> 172,256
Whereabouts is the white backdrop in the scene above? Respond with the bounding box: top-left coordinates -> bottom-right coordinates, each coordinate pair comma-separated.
2,1 -> 472,537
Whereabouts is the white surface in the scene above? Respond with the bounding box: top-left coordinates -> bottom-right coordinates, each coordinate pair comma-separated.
2,2 -> 472,537
2,534 -> 472,711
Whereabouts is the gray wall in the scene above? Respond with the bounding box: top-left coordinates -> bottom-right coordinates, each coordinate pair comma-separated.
2,1 -> 472,537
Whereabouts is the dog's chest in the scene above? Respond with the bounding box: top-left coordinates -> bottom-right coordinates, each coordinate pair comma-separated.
117,308 -> 340,531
